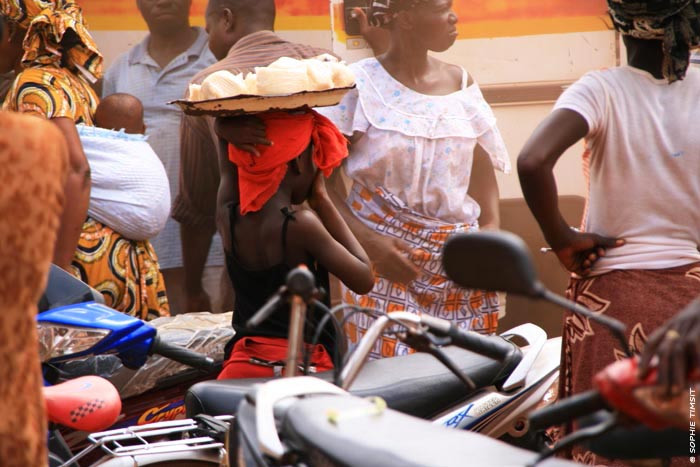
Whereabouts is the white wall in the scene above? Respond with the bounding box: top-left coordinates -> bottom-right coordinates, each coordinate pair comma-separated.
492,104 -> 587,199
92,30 -> 333,69
435,31 -> 617,85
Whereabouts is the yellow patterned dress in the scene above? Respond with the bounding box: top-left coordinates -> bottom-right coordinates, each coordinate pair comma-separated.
3,66 -> 170,320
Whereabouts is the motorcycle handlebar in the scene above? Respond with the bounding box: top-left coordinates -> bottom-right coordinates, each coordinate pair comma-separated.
246,266 -> 318,329
420,315 -> 515,361
247,287 -> 286,328
529,390 -> 608,431
150,335 -> 217,372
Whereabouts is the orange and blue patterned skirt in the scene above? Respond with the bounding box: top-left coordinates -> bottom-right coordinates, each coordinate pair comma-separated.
342,182 -> 499,360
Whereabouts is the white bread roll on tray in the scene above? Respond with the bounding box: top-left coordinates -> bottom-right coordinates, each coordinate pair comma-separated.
244,72 -> 258,96
201,70 -> 250,99
330,62 -> 356,88
187,83 -> 203,101
305,59 -> 335,91
255,57 -> 311,95
193,56 -> 355,102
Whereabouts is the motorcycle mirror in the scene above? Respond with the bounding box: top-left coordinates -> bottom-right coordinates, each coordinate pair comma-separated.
443,231 -> 544,298
39,264 -> 105,312
286,266 -> 316,301
442,231 -> 632,357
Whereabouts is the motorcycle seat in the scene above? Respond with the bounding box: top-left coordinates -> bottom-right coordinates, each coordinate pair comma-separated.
43,376 -> 122,432
186,344 -> 522,419
260,394 -> 578,467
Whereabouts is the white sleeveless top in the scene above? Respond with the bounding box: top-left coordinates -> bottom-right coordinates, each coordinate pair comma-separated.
317,58 -> 510,224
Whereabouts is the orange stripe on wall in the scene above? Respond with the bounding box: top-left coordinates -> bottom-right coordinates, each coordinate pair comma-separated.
458,15 -> 612,39
454,0 -> 606,21
86,14 -> 330,32
79,0 -> 329,17
80,0 -> 602,20
81,0 -> 608,36
332,3 -> 611,43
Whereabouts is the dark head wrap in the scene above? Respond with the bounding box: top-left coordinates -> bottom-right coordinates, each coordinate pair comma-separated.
608,0 -> 700,82
0,0 -> 103,80
369,0 -> 431,27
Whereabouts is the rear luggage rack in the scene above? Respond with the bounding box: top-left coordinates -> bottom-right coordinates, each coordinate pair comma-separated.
59,415 -> 233,466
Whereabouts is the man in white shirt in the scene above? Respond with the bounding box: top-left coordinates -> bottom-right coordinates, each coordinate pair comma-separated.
103,0 -> 232,314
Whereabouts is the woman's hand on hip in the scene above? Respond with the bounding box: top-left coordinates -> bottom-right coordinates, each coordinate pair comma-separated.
553,229 -> 624,276
365,234 -> 420,285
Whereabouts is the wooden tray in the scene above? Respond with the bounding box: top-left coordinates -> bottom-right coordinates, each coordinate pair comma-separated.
171,86 -> 354,117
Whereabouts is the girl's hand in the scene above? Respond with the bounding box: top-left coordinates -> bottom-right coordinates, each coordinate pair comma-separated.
308,171 -> 330,211
553,229 -> 624,276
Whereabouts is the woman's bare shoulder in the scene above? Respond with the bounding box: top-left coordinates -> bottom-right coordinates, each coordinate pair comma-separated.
431,57 -> 470,87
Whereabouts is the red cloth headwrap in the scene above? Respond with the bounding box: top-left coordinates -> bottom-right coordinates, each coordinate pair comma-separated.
228,110 -> 348,215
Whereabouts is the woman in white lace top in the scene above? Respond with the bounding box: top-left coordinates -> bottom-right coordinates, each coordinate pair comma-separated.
318,0 -> 511,359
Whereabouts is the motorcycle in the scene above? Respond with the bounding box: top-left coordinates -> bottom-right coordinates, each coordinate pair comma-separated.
233,376 -> 581,467
57,230 -> 623,466
224,231 -> 635,467
39,265 -> 221,465
44,374 -> 233,467
186,231 -> 629,451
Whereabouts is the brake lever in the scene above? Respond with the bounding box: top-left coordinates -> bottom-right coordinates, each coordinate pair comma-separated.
527,411 -> 619,467
401,329 -> 477,392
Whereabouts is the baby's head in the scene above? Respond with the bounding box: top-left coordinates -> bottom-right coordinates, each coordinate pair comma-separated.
95,93 -> 146,134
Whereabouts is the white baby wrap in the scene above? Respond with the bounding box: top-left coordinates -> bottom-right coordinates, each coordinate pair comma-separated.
77,125 -> 171,241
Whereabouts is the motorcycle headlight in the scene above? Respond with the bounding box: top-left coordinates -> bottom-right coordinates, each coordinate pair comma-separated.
38,323 -> 111,362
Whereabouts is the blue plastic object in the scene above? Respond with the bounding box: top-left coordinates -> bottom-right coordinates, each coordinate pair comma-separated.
39,302 -> 156,369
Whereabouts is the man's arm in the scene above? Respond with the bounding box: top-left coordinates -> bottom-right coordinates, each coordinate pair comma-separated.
51,118 -> 91,270
180,225 -> 214,312
173,115 -> 220,313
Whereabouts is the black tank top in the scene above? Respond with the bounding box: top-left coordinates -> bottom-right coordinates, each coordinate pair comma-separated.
225,205 -> 334,358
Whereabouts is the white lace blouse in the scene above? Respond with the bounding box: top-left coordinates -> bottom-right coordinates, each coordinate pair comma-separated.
318,58 -> 510,224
